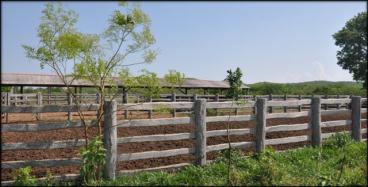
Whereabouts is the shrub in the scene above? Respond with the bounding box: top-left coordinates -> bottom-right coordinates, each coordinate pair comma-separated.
13,166 -> 37,186
79,136 -> 106,185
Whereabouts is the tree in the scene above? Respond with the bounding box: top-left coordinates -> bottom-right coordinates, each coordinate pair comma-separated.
120,69 -> 161,100
225,67 -> 243,101
23,2 -> 157,136
22,2 -> 157,183
333,12 -> 367,88
224,67 -> 245,185
163,70 -> 185,94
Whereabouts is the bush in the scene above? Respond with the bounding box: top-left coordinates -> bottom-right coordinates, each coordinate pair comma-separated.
13,166 -> 37,186
79,136 -> 106,185
323,132 -> 354,149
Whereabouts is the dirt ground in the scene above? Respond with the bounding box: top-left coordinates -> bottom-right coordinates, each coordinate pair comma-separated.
1,111 -> 367,181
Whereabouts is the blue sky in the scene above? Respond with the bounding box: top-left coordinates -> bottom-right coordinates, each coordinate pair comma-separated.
2,1 -> 366,84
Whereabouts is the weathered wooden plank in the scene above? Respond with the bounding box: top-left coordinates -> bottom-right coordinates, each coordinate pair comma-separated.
265,135 -> 309,145
117,102 -> 194,110
267,111 -> 309,119
206,141 -> 255,152
311,97 -> 321,147
206,101 -> 255,108
2,139 -> 86,150
1,104 -> 100,113
266,123 -> 309,133
1,121 -> 96,132
361,108 -> 367,113
118,148 -> 195,161
117,133 -> 194,144
361,119 -> 367,123
206,115 -> 254,123
207,128 -> 255,137
351,97 -> 362,141
117,117 -> 191,127
320,98 -> 351,104
321,120 -> 351,128
361,128 -> 367,134
103,100 -> 117,179
1,158 -> 81,169
255,98 -> 267,153
194,99 -> 206,166
1,173 -> 80,186
267,99 -> 310,107
117,163 -> 191,176
321,109 -> 350,116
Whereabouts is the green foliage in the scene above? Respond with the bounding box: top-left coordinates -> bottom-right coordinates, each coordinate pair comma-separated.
333,12 -> 367,88
1,86 -> 11,92
120,69 -> 161,101
40,170 -> 55,186
163,70 -> 185,94
101,137 -> 367,186
249,81 -> 366,96
79,136 -> 106,185
324,132 -> 354,149
225,67 -> 243,101
13,166 -> 37,186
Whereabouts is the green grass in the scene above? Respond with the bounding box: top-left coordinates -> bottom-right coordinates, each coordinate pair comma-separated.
17,133 -> 366,186
97,133 -> 367,186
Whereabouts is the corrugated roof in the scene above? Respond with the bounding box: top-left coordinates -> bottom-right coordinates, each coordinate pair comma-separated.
1,73 -> 250,89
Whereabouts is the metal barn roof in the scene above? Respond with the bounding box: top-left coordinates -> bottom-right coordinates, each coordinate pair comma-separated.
1,73 -> 250,89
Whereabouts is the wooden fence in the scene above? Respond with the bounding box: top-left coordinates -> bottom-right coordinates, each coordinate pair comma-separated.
1,93 -> 358,123
1,96 -> 367,185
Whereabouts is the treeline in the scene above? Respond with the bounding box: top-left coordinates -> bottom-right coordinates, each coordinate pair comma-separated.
2,81 -> 366,97
248,81 -> 366,96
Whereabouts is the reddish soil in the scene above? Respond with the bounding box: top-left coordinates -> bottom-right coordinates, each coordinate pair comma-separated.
1,112 -> 367,181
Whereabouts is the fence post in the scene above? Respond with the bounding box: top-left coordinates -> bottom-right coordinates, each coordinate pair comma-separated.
324,95 -> 328,110
194,99 -> 206,165
283,94 -> 287,113
37,92 -> 42,120
103,100 -> 117,180
172,93 -> 176,117
298,94 -> 302,112
5,93 -> 9,123
348,95 -> 353,109
193,93 -> 198,101
215,94 -> 220,116
268,94 -> 273,113
255,98 -> 267,153
351,96 -> 361,141
96,93 -> 100,104
310,97 -> 321,147
123,92 -> 128,119
148,97 -> 153,119
67,93 -> 73,121
252,95 -> 257,115
336,95 -> 340,109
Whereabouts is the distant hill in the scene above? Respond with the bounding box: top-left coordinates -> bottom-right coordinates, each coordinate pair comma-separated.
248,80 -> 361,87
247,81 -> 365,96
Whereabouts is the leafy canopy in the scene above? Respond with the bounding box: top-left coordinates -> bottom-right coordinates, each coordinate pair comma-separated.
225,67 -> 244,100
164,70 -> 186,93
333,12 -> 367,88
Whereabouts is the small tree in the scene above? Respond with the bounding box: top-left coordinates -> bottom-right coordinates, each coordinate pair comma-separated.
224,67 -> 245,185
225,67 -> 243,101
22,2 -> 157,183
164,70 -> 185,94
333,12 -> 367,88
